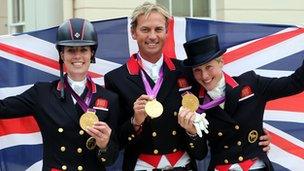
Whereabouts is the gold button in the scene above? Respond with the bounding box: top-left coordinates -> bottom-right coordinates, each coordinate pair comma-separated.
79,130 -> 84,135
218,132 -> 223,136
131,134 -> 135,138
61,165 -> 67,170
235,125 -> 240,130
224,145 -> 229,149
237,141 -> 242,146
172,130 -> 177,135
77,165 -> 83,171
190,145 -> 195,148
58,128 -> 63,133
174,111 -> 178,116
60,146 -> 66,152
173,148 -> 177,152
189,143 -> 194,146
101,157 -> 106,162
239,156 -> 244,161
152,132 -> 157,137
154,149 -> 158,154
224,159 -> 229,164
77,148 -> 82,153
128,137 -> 132,141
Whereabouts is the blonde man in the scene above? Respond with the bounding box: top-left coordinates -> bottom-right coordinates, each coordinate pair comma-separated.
105,2 -> 207,171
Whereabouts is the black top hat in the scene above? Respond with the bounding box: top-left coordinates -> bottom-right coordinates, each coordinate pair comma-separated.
183,34 -> 226,67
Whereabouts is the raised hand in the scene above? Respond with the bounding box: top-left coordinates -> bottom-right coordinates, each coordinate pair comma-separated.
86,121 -> 112,149
132,94 -> 153,126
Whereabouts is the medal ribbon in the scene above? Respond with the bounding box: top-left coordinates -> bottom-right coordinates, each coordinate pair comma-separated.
198,96 -> 225,113
136,54 -> 164,98
64,75 -> 94,112
140,68 -> 164,98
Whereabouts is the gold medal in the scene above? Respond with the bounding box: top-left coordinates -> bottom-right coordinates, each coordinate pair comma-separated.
79,110 -> 99,130
145,99 -> 163,118
182,93 -> 199,112
86,137 -> 96,150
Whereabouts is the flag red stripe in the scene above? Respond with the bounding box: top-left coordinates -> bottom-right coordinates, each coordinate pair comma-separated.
223,28 -> 304,64
0,116 -> 40,136
0,42 -> 102,78
268,130 -> 304,158
266,92 -> 304,113
162,18 -> 176,58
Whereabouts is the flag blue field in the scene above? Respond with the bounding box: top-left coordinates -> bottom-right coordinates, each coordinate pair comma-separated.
0,17 -> 304,171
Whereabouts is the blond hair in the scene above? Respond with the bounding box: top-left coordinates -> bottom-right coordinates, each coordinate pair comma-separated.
130,2 -> 171,30
215,57 -> 223,63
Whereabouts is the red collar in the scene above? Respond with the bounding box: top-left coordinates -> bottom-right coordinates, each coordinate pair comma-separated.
198,72 -> 239,98
126,53 -> 176,75
224,72 -> 238,89
56,75 -> 97,93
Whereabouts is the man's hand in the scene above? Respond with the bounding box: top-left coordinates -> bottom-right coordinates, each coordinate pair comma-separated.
132,94 -> 152,128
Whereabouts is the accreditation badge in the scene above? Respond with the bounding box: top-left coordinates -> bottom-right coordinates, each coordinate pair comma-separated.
248,130 -> 258,143
86,137 -> 96,150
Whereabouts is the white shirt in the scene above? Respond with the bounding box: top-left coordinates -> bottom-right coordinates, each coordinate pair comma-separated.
207,74 -> 226,109
138,53 -> 163,82
67,76 -> 87,103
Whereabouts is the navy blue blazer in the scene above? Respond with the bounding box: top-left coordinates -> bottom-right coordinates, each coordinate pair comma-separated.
105,54 -> 208,171
0,79 -> 120,171
193,61 -> 304,171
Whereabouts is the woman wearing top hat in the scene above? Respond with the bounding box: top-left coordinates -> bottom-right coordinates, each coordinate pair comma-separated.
0,18 -> 119,170
178,34 -> 304,171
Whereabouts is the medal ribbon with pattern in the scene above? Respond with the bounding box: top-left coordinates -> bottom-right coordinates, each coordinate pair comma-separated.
137,55 -> 164,118
64,75 -> 99,130
198,96 -> 225,113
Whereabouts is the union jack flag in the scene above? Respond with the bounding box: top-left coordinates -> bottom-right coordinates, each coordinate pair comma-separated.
0,17 -> 303,171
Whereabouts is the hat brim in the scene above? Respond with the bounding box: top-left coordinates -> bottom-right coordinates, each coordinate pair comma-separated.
57,40 -> 97,47
183,49 -> 226,68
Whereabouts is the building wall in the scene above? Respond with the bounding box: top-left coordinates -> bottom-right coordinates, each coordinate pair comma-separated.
1,0 -> 304,35
73,0 -> 155,20
216,0 -> 304,25
62,0 -> 74,20
0,0 -> 7,35
24,0 -> 63,31
73,0 -> 304,25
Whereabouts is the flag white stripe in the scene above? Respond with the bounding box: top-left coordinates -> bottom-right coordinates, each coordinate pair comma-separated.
268,144 -> 304,171
264,122 -> 304,149
0,34 -> 121,80
224,31 -> 304,76
254,69 -> 293,77
226,28 -> 299,53
0,49 -> 59,76
264,110 -> 304,124
0,85 -> 32,98
90,58 -> 121,78
0,132 -> 42,150
26,160 -> 42,171
0,34 -> 58,61
128,17 -> 139,56
174,17 -> 187,60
